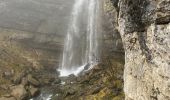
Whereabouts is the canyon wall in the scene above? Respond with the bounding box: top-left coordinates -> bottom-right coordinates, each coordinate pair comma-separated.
104,0 -> 170,99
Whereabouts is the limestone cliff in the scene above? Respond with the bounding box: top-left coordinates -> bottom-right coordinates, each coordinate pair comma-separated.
105,0 -> 170,99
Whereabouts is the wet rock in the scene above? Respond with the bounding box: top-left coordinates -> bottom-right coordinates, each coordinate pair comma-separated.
37,73 -> 58,85
29,86 -> 40,97
68,74 -> 76,80
84,63 -> 90,70
10,85 -> 28,100
54,78 -> 61,84
27,74 -> 40,87
41,77 -> 55,85
64,89 -> 76,97
48,77 -> 56,83
62,74 -> 77,84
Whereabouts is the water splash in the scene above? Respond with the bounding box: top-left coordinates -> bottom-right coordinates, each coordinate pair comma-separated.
30,94 -> 52,100
59,0 -> 101,76
58,64 -> 86,76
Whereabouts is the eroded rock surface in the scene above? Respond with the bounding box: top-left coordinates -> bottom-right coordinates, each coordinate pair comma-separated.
105,0 -> 170,99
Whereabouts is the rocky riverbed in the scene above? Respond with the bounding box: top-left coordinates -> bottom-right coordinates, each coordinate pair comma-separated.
51,56 -> 124,100
29,51 -> 124,100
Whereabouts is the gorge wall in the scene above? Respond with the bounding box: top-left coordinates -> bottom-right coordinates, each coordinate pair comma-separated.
104,0 -> 170,100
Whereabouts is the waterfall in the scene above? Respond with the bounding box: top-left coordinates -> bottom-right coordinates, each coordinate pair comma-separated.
59,0 -> 101,76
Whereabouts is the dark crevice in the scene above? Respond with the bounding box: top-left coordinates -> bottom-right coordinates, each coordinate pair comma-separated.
137,32 -> 152,62
156,15 -> 170,25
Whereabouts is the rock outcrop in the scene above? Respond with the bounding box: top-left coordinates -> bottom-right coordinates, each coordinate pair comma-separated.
105,0 -> 170,99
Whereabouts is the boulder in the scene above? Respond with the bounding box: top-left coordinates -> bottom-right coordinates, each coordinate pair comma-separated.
10,85 -> 28,100
54,78 -> 61,84
68,74 -> 76,80
84,63 -> 90,70
27,74 -> 40,87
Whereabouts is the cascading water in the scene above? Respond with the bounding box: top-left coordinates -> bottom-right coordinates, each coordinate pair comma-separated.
59,0 -> 101,76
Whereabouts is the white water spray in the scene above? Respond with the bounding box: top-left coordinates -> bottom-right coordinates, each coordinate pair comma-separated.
59,0 -> 101,76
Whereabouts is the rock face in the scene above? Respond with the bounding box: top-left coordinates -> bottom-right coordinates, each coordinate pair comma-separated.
105,0 -> 170,100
